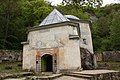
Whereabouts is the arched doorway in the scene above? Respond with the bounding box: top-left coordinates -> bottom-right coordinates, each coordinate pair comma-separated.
41,54 -> 53,72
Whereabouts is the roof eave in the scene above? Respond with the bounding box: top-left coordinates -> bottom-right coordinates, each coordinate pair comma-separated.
28,21 -> 79,32
68,18 -> 91,24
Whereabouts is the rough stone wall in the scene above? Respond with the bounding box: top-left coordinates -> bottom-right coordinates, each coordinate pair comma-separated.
23,25 -> 81,72
93,72 -> 120,80
80,48 -> 94,70
0,50 -> 22,63
59,39 -> 81,71
96,52 -> 103,62
96,51 -> 120,62
79,23 -> 93,54
79,22 -> 97,68
22,45 -> 36,70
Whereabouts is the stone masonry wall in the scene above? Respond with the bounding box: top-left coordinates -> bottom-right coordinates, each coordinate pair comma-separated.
79,23 -> 93,54
23,25 -> 82,72
96,51 -> 120,62
0,50 -> 22,63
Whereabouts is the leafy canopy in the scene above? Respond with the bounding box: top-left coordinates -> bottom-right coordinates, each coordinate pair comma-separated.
62,0 -> 103,8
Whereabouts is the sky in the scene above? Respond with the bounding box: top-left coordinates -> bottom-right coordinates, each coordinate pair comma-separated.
47,0 -> 120,6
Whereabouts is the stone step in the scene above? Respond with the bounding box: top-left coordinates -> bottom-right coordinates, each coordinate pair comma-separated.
65,73 -> 94,80
41,72 -> 53,76
0,72 -> 34,80
53,76 -> 88,80
25,74 -> 62,80
73,70 -> 120,80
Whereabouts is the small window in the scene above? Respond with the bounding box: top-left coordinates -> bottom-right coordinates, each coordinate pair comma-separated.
83,38 -> 87,45
36,60 -> 38,64
54,60 -> 57,63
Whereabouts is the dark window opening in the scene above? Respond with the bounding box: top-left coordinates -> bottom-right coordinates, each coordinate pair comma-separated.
54,60 -> 56,63
83,38 -> 87,45
36,61 -> 38,64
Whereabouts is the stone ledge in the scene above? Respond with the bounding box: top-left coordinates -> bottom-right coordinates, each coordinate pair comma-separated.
25,74 -> 62,80
64,73 -> 94,80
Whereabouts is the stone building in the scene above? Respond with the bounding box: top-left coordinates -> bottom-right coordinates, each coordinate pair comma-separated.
22,9 -> 95,73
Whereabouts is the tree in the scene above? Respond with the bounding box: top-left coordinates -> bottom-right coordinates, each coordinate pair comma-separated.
62,0 -> 103,8
59,5 -> 89,19
0,0 -> 22,50
110,12 -> 120,50
92,4 -> 120,51
20,0 -> 52,27
0,0 -> 52,50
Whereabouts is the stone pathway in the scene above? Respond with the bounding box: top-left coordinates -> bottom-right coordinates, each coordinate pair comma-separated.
73,70 -> 120,80
3,70 -> 120,80
74,70 -> 119,75
54,76 -> 87,80
4,78 -> 25,80
0,72 -> 33,80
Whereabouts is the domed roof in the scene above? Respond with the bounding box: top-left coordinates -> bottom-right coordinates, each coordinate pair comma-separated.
64,15 -> 80,20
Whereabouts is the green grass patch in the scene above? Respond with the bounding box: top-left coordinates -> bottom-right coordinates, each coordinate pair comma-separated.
0,61 -> 23,74
97,61 -> 120,71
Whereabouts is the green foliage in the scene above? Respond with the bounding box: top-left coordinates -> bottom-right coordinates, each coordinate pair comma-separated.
110,12 -> 120,50
0,0 -> 52,50
98,61 -> 120,71
58,3 -> 120,51
92,4 -> 120,51
62,0 -> 103,8
0,61 -> 22,73
0,0 -> 24,50
0,0 -> 119,51
58,5 -> 90,19
20,0 -> 52,26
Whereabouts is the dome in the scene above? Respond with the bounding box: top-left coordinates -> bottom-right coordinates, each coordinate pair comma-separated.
64,15 -> 80,20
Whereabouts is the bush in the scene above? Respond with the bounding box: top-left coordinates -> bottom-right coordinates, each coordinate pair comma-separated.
5,65 -> 12,70
17,63 -> 22,67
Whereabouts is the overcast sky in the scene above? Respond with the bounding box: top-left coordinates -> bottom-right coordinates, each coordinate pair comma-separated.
47,0 -> 120,6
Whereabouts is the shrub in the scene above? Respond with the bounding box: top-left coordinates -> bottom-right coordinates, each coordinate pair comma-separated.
5,65 -> 12,70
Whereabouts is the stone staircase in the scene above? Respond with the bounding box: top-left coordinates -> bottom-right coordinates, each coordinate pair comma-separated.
54,70 -> 120,80
5,70 -> 118,80
65,73 -> 94,80
70,70 -> 120,80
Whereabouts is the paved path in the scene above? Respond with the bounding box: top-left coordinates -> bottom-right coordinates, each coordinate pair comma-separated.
4,70 -> 119,80
4,78 -> 25,80
54,76 -> 87,80
74,70 -> 119,75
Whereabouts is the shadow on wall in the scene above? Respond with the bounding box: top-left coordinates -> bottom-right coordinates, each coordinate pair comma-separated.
80,47 -> 95,70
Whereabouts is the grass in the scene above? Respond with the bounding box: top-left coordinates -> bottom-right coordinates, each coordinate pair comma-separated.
0,61 -> 23,74
97,61 -> 120,71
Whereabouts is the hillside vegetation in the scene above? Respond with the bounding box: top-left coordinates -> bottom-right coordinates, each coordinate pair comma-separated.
0,0 -> 120,51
